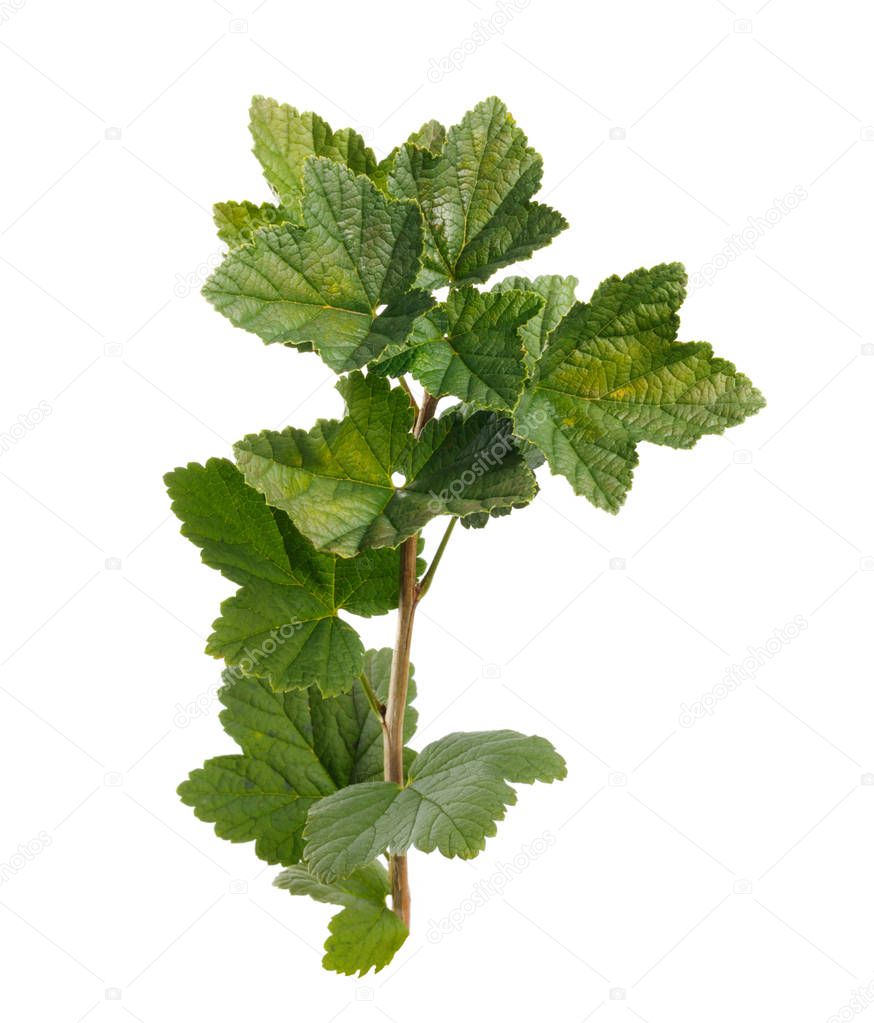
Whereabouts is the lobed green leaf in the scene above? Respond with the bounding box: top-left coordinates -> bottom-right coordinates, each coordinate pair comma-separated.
248,95 -> 378,218
178,650 -> 417,867
385,96 -> 568,288
303,730 -> 566,882
213,199 -> 293,247
401,285 -> 543,412
516,263 -> 766,511
165,458 -> 404,694
203,157 -> 432,373
492,273 -> 578,370
275,860 -> 408,975
234,372 -> 538,556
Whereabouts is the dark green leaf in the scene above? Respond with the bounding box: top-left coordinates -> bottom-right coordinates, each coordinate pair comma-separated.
178,650 -> 416,866
516,263 -> 766,511
165,458 -> 402,694
235,373 -> 538,556
402,285 -> 542,412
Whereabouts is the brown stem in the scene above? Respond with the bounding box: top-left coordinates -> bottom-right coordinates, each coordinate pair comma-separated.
398,375 -> 419,416
384,534 -> 417,925
384,391 -> 439,927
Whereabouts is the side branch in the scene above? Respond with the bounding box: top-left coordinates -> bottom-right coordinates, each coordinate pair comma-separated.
417,516 -> 457,601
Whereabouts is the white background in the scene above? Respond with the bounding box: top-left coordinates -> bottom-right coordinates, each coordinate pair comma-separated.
1,1 -> 872,1020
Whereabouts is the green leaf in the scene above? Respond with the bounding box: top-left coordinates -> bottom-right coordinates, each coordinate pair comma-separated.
492,274 -> 578,370
235,372 -> 538,556
402,285 -> 542,412
213,200 -> 293,247
386,96 -> 567,288
407,119 -> 446,155
324,648 -> 418,784
275,860 -> 407,976
214,97 -> 382,252
460,501 -> 529,531
165,458 -> 402,694
373,119 -> 447,191
203,157 -> 431,373
249,96 -> 378,219
304,730 -> 566,882
207,587 -> 366,698
516,263 -> 766,512
366,343 -> 418,379
178,651 -> 417,866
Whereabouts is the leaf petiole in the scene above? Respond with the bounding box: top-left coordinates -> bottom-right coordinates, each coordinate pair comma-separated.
358,672 -> 386,724
417,516 -> 458,602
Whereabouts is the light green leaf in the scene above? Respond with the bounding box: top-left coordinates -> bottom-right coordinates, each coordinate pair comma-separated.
249,96 -> 378,219
403,285 -> 542,412
516,263 -> 766,512
373,119 -> 447,191
178,650 -> 417,866
275,861 -> 407,976
492,274 -> 578,370
213,200 -> 293,247
407,119 -> 446,155
386,96 -> 567,288
304,730 -> 566,882
203,157 -> 431,373
165,458 -> 403,694
235,372 -> 538,556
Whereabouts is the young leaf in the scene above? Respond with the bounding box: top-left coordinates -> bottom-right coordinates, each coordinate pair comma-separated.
516,263 -> 766,511
400,285 -> 543,412
386,96 -> 567,288
303,730 -> 567,882
491,274 -> 578,370
234,372 -> 538,556
203,157 -> 432,373
275,860 -> 408,976
372,119 -> 447,191
406,119 -> 446,155
212,199 -> 293,247
178,651 -> 417,866
249,95 -> 378,218
165,458 -> 403,694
